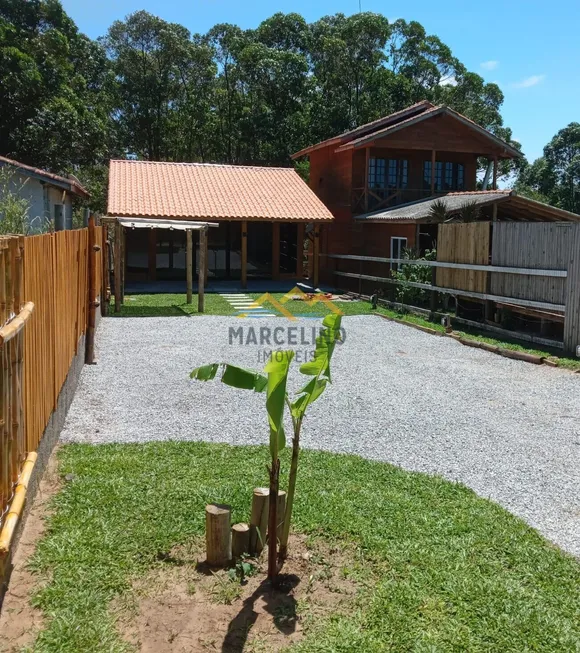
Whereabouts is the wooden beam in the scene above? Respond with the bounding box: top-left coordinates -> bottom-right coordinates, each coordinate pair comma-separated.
272,222 -> 280,281
198,228 -> 207,313
148,229 -> 156,281
241,221 -> 248,289
492,156 -> 498,190
324,254 -> 567,278
364,148 -> 370,211
186,229 -> 193,304
492,202 -> 498,222
333,270 -> 566,312
313,225 -> 320,288
120,226 -> 126,304
114,220 -> 121,313
296,223 -> 305,278
430,149 -> 436,194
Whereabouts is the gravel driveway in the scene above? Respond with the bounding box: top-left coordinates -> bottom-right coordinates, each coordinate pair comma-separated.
61,315 -> 580,556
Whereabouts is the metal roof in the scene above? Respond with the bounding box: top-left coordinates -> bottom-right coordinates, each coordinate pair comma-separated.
354,191 -> 580,223
116,217 -> 220,230
355,192 -> 509,222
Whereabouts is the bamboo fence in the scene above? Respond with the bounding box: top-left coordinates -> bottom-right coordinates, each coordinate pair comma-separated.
0,226 -> 104,544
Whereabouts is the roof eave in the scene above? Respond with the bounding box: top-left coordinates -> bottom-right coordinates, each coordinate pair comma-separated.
336,106 -> 523,159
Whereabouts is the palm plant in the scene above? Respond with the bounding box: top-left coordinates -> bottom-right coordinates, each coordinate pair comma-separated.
428,198 -> 448,222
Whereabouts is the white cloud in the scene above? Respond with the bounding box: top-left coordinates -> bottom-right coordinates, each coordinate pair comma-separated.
439,75 -> 457,87
480,60 -> 499,71
512,74 -> 546,88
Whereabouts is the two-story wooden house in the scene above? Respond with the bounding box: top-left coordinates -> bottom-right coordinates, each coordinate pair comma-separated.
292,100 -> 524,267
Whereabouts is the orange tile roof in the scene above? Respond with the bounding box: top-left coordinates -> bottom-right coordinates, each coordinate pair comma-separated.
108,160 -> 333,221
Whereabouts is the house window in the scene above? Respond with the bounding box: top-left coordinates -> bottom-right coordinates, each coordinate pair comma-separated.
424,161 -> 466,192
390,236 -> 407,271
368,158 -> 386,188
369,158 -> 408,190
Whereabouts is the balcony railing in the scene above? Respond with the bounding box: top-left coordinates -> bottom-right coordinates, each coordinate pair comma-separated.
352,187 -> 438,214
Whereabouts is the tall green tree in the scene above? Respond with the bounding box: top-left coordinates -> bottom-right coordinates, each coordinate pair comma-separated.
0,0 -> 113,172
517,123 -> 580,213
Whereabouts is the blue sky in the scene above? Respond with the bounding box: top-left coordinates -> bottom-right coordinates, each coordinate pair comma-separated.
61,0 -> 579,163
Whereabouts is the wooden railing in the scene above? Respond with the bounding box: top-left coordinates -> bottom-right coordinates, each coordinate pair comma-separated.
352,187 -> 435,213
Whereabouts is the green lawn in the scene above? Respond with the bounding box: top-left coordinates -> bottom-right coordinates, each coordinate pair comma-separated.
109,293 -> 235,317
29,442 -> 579,652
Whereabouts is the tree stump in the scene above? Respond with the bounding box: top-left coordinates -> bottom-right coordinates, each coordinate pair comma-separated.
232,523 -> 250,560
276,490 -> 286,541
249,488 -> 269,555
205,504 -> 231,567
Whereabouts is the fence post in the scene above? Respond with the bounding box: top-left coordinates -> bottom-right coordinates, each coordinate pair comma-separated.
114,220 -> 121,313
563,225 -> 580,356
86,216 -> 97,364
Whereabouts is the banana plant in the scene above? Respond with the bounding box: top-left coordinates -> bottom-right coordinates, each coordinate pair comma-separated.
279,313 -> 342,559
190,313 -> 342,576
190,352 -> 293,581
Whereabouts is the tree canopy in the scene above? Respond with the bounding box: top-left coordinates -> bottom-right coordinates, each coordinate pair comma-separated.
0,2 -> 532,211
516,123 -> 580,214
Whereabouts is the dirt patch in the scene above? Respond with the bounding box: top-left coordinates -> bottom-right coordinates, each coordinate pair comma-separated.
115,534 -> 358,652
0,447 -> 61,653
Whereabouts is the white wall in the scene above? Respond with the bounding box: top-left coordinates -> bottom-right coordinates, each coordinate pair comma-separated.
3,172 -> 74,233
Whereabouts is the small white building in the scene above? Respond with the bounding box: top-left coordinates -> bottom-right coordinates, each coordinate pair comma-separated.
0,155 -> 89,232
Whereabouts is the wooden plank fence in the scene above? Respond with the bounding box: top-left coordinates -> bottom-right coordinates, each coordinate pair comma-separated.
437,222 -> 490,293
490,222 -> 573,305
0,225 -> 104,556
326,221 -> 580,355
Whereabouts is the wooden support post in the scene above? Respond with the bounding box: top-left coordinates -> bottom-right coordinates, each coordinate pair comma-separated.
364,147 -> 370,211
186,229 -> 193,304
296,223 -> 305,278
120,226 -> 126,304
85,215 -> 97,364
272,222 -> 280,281
114,220 -> 121,313
492,202 -> 498,222
205,503 -> 231,567
249,487 -> 269,555
313,225 -> 320,289
102,224 -> 109,317
198,228 -> 207,313
231,523 -> 250,560
492,157 -> 498,191
241,221 -> 248,289
430,149 -> 436,195
148,229 -> 157,281
563,225 -> 580,355
276,490 -> 286,541
430,267 -> 437,313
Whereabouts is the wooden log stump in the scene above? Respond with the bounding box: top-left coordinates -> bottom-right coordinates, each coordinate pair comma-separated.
276,490 -> 286,541
205,504 -> 231,567
249,488 -> 269,555
232,523 -> 250,560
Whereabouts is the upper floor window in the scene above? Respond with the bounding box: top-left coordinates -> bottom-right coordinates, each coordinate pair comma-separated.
368,157 -> 386,188
424,161 -> 465,192
369,158 -> 408,190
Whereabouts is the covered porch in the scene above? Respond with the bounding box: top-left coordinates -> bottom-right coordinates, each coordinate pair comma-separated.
123,219 -> 317,287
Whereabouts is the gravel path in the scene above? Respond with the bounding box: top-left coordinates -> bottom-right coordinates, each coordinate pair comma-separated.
61,315 -> 580,556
